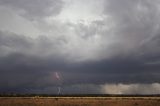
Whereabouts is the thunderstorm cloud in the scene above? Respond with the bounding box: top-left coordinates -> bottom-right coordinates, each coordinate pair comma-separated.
0,0 -> 160,94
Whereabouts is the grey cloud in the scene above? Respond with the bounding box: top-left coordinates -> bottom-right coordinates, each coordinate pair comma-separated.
52,0 -> 160,62
0,0 -> 63,19
0,0 -> 160,94
0,30 -> 66,58
1,0 -> 160,62
0,31 -> 67,90
0,29 -> 160,90
101,0 -> 160,58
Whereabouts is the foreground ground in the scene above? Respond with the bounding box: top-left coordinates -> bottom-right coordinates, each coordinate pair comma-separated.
0,97 -> 160,106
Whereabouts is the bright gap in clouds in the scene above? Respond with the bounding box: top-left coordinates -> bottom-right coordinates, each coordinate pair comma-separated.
53,0 -> 105,24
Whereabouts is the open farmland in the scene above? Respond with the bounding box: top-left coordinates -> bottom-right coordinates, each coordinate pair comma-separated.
0,96 -> 160,106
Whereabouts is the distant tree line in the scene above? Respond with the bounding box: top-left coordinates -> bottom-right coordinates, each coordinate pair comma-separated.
0,93 -> 160,97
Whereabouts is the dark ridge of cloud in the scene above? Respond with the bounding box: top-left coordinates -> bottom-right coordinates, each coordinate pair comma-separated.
0,53 -> 64,88
1,52 -> 160,90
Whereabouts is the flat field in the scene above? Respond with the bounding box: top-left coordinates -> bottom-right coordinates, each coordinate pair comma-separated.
0,97 -> 160,106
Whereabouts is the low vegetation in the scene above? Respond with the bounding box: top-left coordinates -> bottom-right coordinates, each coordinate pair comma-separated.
0,96 -> 160,106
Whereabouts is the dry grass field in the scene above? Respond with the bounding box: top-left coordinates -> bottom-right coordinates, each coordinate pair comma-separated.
0,97 -> 160,106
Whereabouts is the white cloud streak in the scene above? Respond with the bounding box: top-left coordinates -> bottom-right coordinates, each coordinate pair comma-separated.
101,83 -> 160,94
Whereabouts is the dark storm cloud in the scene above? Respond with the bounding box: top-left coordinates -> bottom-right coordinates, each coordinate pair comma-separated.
0,0 -> 63,19
0,29 -> 159,87
0,0 -> 160,94
0,31 -> 67,92
101,0 -> 160,57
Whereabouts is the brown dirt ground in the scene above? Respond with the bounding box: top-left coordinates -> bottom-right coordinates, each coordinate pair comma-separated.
0,97 -> 160,106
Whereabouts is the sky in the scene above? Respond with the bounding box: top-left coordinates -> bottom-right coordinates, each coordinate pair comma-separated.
0,0 -> 160,94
